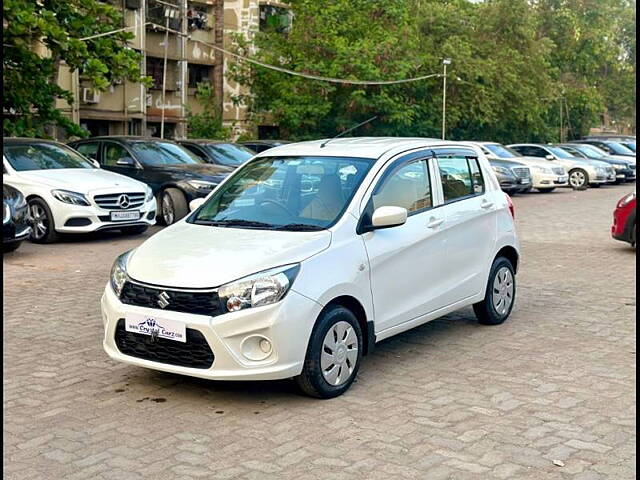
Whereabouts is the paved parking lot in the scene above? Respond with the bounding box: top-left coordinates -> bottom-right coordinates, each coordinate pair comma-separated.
3,185 -> 636,480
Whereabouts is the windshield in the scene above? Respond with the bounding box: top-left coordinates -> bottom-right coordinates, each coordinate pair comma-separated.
621,142 -> 636,152
484,144 -> 521,158
189,156 -> 374,230
605,142 -> 635,155
205,143 -> 254,166
4,143 -> 95,171
547,146 -> 574,159
130,141 -> 204,166
570,144 -> 607,159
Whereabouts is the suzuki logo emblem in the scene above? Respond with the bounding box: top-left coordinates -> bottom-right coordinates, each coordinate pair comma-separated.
157,291 -> 170,309
117,194 -> 130,209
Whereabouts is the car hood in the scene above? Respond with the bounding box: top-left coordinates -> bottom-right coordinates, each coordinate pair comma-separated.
607,154 -> 635,164
146,163 -> 235,181
15,168 -> 148,194
126,221 -> 332,288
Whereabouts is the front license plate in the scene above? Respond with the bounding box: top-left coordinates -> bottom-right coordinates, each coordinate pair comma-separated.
110,210 -> 140,221
557,176 -> 568,183
125,313 -> 186,343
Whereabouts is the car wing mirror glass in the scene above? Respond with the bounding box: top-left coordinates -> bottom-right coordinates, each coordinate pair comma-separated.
371,206 -> 408,229
545,154 -> 554,161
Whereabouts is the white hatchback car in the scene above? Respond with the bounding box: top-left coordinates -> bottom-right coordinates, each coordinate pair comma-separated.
102,138 -> 520,398
3,138 -> 157,243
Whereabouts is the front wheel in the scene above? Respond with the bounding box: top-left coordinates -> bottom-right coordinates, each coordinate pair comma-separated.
473,257 -> 516,325
160,188 -> 188,226
28,198 -> 59,243
295,306 -> 363,399
569,169 -> 589,190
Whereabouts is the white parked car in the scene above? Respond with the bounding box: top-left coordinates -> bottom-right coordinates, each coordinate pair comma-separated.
463,142 -> 569,193
508,143 -> 612,189
102,138 -> 520,398
3,138 -> 156,243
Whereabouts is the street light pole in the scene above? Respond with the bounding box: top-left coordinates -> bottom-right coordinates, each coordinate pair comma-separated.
442,58 -> 451,140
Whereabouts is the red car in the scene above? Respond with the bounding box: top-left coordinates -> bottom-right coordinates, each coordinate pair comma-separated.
611,191 -> 636,247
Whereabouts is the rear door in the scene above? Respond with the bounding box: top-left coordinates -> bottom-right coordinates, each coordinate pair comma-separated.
434,148 -> 497,305
361,150 -> 448,333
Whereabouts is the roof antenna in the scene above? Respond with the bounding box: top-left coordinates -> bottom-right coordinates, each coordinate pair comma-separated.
320,116 -> 378,148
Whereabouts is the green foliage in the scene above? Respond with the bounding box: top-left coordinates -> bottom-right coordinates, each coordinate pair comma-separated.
229,0 -> 635,142
3,0 -> 149,138
186,83 -> 232,140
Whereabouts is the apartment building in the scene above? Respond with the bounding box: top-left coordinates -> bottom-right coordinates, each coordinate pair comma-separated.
55,0 -> 291,140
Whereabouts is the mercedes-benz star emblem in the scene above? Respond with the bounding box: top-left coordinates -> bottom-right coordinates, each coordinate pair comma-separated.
117,194 -> 130,209
157,291 -> 170,309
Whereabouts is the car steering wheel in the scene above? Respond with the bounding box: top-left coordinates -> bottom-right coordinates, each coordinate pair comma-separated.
259,199 -> 296,218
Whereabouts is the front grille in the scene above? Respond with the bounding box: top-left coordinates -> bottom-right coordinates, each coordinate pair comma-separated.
114,319 -> 214,369
511,167 -> 531,179
552,167 -> 566,175
120,281 -> 223,317
94,192 -> 145,210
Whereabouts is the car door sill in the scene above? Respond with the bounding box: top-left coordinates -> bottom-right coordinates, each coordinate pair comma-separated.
375,293 -> 481,342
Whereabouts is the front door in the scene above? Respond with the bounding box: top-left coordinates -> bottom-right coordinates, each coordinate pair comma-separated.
361,151 -> 448,333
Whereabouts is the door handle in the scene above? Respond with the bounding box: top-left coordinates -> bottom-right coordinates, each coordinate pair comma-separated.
481,200 -> 494,209
427,217 -> 444,229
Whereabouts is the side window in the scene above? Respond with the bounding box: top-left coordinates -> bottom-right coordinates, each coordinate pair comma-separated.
372,158 -> 432,214
75,142 -> 99,161
103,143 -> 130,167
524,146 -> 546,157
438,155 -> 484,202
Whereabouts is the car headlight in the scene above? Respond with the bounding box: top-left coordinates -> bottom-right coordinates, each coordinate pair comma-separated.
618,192 -> 636,208
218,264 -> 300,312
187,180 -> 217,191
145,186 -> 154,201
51,189 -> 90,206
110,250 -> 134,297
491,166 -> 510,175
613,164 -> 625,170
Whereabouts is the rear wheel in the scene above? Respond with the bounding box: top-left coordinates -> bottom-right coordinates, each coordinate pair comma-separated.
28,198 -> 59,243
295,305 -> 363,399
537,188 -> 555,193
160,188 -> 188,226
473,257 -> 516,326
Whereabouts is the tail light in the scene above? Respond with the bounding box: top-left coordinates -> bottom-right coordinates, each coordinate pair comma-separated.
505,192 -> 515,219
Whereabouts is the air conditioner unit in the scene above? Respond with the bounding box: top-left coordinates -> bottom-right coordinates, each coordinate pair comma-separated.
82,88 -> 100,104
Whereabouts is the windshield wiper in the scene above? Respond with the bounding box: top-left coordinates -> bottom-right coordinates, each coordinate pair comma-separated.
271,223 -> 325,231
195,219 -> 275,229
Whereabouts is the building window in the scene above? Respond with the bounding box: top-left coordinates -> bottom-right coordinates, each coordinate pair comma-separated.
187,4 -> 211,31
259,5 -> 291,33
188,64 -> 212,88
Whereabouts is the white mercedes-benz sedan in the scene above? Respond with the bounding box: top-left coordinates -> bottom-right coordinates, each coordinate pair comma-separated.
102,137 -> 520,398
3,138 -> 156,243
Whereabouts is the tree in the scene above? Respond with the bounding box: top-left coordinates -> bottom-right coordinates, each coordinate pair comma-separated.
3,0 -> 148,138
186,83 -> 232,140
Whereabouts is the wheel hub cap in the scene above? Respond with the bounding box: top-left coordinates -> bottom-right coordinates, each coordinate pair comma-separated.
492,267 -> 514,316
321,321 -> 358,386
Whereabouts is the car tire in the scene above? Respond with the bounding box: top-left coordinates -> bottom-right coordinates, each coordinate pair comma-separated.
160,188 -> 188,226
2,241 -> 22,253
120,225 -> 149,236
473,256 -> 516,326
537,188 -> 555,193
569,169 -> 589,190
28,198 -> 59,244
295,305 -> 363,399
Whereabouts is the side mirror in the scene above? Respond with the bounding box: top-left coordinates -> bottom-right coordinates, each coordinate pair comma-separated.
371,206 -> 408,229
189,198 -> 206,212
116,156 -> 136,167
90,159 -> 100,168
545,154 -> 554,161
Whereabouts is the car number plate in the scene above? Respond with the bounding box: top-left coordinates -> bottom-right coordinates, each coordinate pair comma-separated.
557,176 -> 568,182
110,210 -> 140,221
125,313 -> 186,343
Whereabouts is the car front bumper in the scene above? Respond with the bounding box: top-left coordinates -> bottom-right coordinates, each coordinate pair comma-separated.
53,198 -> 157,234
531,172 -> 568,188
101,283 -> 323,381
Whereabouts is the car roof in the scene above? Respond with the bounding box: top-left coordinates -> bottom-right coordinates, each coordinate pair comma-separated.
256,137 -> 459,159
242,140 -> 292,145
71,136 -> 179,144
3,137 -> 62,145
178,139 -> 238,145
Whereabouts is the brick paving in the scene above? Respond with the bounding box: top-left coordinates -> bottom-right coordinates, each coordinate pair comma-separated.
3,184 -> 636,479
